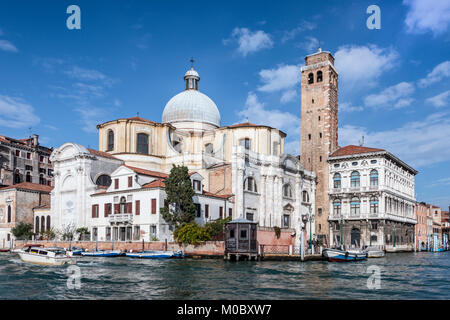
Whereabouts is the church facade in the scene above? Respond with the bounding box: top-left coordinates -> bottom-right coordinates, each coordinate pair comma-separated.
49,65 -> 316,243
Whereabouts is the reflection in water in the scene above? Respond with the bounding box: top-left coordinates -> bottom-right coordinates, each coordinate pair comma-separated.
0,252 -> 448,299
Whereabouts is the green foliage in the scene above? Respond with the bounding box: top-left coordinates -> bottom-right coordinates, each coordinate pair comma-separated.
173,222 -> 211,245
11,222 -> 34,240
76,227 -> 90,240
42,227 -> 56,240
205,216 -> 232,237
274,226 -> 281,239
58,224 -> 77,241
150,236 -> 159,242
160,165 -> 196,228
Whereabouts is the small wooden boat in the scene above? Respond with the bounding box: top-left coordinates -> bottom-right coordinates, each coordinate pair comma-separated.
18,247 -> 75,266
81,249 -> 122,257
366,246 -> 385,258
125,250 -> 181,259
322,248 -> 368,262
0,248 -> 9,253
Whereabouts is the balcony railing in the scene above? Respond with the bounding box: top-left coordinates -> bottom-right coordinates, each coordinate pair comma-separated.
109,214 -> 133,224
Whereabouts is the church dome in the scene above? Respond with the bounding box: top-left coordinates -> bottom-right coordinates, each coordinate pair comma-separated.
162,67 -> 221,128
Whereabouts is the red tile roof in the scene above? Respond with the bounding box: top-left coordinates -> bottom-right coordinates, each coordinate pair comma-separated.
126,116 -> 155,124
330,145 -> 385,157
142,179 -> 166,188
0,182 -> 53,193
87,148 -> 120,160
228,122 -> 260,128
124,165 -> 168,179
202,191 -> 233,199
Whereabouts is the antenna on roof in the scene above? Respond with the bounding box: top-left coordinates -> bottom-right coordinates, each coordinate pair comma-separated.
28,127 -> 32,138
359,135 -> 365,146
245,116 -> 249,123
137,112 -> 140,117
190,57 -> 195,68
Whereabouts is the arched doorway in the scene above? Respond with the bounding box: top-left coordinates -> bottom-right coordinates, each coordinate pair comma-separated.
351,228 -> 361,248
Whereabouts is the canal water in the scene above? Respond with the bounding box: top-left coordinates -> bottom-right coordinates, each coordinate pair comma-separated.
0,251 -> 449,299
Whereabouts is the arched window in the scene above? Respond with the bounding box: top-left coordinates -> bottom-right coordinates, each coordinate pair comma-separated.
333,173 -> 341,189
35,216 -> 40,233
205,143 -> 213,155
7,205 -> 11,223
120,196 -> 126,214
333,198 -> 341,216
302,190 -> 309,203
350,171 -> 360,188
14,169 -> 21,184
350,197 -> 360,215
136,133 -> 149,154
107,130 -> 114,151
41,216 -> 45,233
244,177 -> 257,193
96,174 -> 112,187
308,73 -> 314,84
26,172 -> 32,183
283,184 -> 293,198
370,196 -> 379,214
370,169 -> 378,186
317,71 -> 323,82
46,215 -> 51,231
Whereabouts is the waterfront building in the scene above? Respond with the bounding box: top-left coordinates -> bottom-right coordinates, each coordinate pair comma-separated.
431,205 -> 442,246
0,134 -> 53,187
300,48 -> 339,246
327,145 -> 418,251
415,202 -> 430,250
0,182 -> 52,248
48,65 -> 316,244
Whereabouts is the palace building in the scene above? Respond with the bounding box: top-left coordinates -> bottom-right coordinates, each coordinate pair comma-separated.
49,65 -> 316,242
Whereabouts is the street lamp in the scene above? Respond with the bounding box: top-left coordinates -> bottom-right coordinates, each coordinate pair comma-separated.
339,215 -> 344,250
393,224 -> 396,248
308,206 -> 314,252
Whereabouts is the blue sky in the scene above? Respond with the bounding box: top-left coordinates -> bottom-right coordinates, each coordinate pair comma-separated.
0,0 -> 449,208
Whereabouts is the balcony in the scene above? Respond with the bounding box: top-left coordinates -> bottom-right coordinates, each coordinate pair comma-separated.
109,214 -> 133,224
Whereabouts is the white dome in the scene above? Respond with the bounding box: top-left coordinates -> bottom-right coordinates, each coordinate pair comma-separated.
162,89 -> 221,127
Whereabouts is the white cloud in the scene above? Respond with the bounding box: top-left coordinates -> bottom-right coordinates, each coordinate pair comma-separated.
0,95 -> 40,128
74,106 -> 108,133
426,90 -> 450,107
257,64 -> 301,92
237,92 -> 300,154
297,36 -> 320,53
339,102 -> 363,112
280,89 -> 298,104
64,66 -> 108,82
364,82 -> 415,109
404,0 -> 450,36
418,61 -> 450,87
281,21 -> 317,43
339,112 -> 450,167
334,45 -> 399,88
0,39 -> 18,52
224,28 -> 273,57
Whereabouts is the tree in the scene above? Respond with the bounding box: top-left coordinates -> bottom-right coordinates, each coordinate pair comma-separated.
76,227 -> 90,240
58,223 -> 77,241
42,227 -> 56,240
160,165 -> 196,228
173,222 -> 211,245
205,217 -> 232,237
11,222 -> 34,240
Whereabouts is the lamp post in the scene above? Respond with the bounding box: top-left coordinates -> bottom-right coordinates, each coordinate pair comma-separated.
308,206 -> 315,254
393,224 -> 396,248
339,215 -> 344,250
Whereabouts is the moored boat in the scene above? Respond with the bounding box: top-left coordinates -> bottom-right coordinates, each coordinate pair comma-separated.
125,250 -> 177,259
18,247 -> 75,266
322,248 -> 368,262
81,249 -> 122,257
366,246 -> 385,258
0,248 -> 9,253
66,247 -> 84,256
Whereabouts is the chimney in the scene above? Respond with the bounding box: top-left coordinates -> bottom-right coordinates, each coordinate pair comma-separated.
33,134 -> 39,146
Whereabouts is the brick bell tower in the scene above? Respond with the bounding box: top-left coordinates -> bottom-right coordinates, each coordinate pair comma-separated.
300,47 -> 339,245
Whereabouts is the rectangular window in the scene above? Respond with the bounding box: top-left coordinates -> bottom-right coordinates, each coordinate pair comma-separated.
151,199 -> 157,214
92,228 -> 98,241
15,150 -> 20,157
246,212 -> 254,221
193,180 -> 201,191
128,176 -> 133,188
106,227 -> 111,241
205,204 -> 209,218
39,155 -> 44,162
135,200 -> 140,215
283,214 -> 290,228
229,208 -> 232,218
92,205 -> 99,218
104,203 -> 112,217
195,203 -> 201,217
114,179 -> 119,189
219,206 -> 223,219
26,152 -> 31,159
134,226 -> 140,240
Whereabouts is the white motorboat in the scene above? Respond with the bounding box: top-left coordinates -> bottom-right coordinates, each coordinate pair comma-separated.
322,248 -> 368,262
18,247 -> 75,266
10,243 -> 44,253
366,246 -> 385,258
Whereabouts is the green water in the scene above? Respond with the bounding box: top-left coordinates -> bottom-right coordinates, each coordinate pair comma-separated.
0,251 -> 448,299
